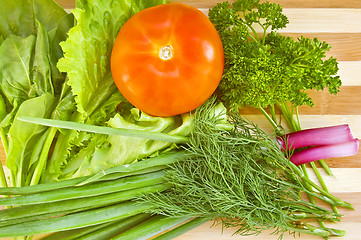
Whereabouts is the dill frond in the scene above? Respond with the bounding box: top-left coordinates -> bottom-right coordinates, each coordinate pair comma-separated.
141,98 -> 342,238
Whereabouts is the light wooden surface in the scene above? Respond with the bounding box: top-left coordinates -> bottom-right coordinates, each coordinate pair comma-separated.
1,0 -> 361,239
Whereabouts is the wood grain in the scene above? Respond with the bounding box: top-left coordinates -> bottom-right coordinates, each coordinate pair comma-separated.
282,33 -> 361,61
57,0 -> 361,9
168,0 -> 361,8
238,86 -> 361,115
2,0 -> 360,239
197,8 -> 361,33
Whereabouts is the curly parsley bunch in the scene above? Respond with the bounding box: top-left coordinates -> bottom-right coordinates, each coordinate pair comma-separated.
209,0 -> 341,112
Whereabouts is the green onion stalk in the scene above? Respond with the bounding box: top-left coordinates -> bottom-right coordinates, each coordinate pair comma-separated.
257,101 -> 340,231
276,101 -> 339,214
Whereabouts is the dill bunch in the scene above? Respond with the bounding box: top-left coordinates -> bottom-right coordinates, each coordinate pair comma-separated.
141,99 -> 344,238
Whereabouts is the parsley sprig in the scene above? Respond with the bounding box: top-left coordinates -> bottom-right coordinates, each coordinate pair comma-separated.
209,0 -> 341,132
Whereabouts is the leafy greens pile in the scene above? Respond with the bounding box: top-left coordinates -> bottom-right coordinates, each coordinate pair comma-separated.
0,0 -> 354,239
0,99 -> 351,239
0,0 -> 75,187
0,0 -> 192,187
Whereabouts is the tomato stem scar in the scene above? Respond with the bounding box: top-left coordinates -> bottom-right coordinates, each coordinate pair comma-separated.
159,45 -> 173,60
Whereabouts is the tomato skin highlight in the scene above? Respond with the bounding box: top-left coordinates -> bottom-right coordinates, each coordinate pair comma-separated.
111,3 -> 224,117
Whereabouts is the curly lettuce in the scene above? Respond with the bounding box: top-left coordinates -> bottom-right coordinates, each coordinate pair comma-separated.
1,0 -> 184,186
58,0 -> 167,121
59,110 -> 193,180
43,0 -> 173,182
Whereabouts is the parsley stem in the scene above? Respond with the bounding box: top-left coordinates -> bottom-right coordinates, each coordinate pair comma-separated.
258,107 -> 282,135
295,107 -> 301,129
270,104 -> 277,124
262,26 -> 267,45
247,23 -> 261,43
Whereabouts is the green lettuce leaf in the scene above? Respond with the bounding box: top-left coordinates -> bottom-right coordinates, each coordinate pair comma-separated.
58,0 -> 167,121
58,109 -> 193,180
44,0 -> 167,181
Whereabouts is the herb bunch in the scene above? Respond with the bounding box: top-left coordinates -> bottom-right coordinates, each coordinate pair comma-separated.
141,99 -> 346,238
208,0 -> 344,224
209,0 -> 341,132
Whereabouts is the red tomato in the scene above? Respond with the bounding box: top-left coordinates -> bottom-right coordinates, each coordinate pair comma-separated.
111,3 -> 224,117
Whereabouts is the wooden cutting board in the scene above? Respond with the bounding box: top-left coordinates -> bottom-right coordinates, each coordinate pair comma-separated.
1,0 -> 360,239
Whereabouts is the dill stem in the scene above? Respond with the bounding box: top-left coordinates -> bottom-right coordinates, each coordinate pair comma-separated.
259,169 -> 339,208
